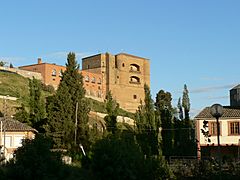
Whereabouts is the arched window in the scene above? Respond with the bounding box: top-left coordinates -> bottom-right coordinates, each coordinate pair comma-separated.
85,75 -> 89,82
59,70 -> 63,77
130,64 -> 140,72
52,69 -> 56,76
98,78 -> 102,84
92,77 -> 96,83
130,76 -> 140,84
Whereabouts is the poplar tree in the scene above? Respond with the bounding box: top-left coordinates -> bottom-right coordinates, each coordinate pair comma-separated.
104,91 -> 119,134
135,84 -> 161,157
45,52 -> 90,151
155,90 -> 174,160
177,97 -> 183,120
182,84 -> 190,120
29,77 -> 46,130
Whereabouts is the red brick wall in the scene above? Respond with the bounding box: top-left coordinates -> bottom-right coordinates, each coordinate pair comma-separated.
19,62 -> 105,98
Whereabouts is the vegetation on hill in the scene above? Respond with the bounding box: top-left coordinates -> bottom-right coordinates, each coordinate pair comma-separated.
0,70 -> 134,119
0,71 -> 29,99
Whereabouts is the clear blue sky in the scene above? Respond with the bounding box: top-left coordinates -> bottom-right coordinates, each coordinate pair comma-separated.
1,0 -> 240,117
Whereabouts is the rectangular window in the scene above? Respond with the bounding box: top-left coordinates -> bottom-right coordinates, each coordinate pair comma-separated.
229,122 -> 240,135
209,122 -> 220,136
5,136 -> 12,148
14,136 -> 24,147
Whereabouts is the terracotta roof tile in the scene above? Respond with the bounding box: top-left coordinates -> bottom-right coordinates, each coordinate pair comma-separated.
0,117 -> 37,132
195,106 -> 240,119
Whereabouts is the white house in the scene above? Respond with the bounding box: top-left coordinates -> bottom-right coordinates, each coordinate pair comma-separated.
0,117 -> 37,161
195,106 -> 240,160
195,84 -> 240,160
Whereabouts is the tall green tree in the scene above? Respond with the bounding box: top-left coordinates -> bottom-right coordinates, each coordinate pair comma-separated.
182,84 -> 190,120
6,135 -> 62,180
174,84 -> 196,156
177,97 -> 183,120
104,91 -> 119,134
89,133 -> 173,180
14,104 -> 30,124
45,52 -> 90,151
0,61 -> 6,67
135,84 -> 161,157
155,90 -> 174,160
28,77 -> 46,130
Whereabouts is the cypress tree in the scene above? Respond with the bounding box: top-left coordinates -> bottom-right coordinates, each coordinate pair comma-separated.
182,84 -> 190,120
104,91 -> 119,134
155,90 -> 174,160
45,52 -> 90,151
135,84 -> 161,157
177,97 -> 183,120
28,77 -> 45,130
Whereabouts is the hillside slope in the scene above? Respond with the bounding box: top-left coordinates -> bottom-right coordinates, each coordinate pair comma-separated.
0,70 -> 134,119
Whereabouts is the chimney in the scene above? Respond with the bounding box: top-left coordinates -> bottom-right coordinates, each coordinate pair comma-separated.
38,58 -> 42,64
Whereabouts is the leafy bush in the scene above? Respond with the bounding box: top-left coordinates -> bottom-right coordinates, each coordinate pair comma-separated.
41,83 -> 55,93
86,133 -> 173,180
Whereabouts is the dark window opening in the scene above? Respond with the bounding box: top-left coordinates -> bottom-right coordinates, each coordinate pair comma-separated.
52,69 -> 57,76
115,59 -> 118,68
129,76 -> 140,84
130,64 -> 140,72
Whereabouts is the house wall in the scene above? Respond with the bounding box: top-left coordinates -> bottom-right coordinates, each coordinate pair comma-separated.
197,118 -> 240,146
1,131 -> 35,160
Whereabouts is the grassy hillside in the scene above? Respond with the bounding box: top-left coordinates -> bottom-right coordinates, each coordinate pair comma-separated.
0,70 -> 134,118
86,98 -> 135,119
0,70 -> 29,98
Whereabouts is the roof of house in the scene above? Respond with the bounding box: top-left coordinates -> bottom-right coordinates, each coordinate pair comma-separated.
0,117 -> 37,132
231,84 -> 240,90
195,106 -> 240,119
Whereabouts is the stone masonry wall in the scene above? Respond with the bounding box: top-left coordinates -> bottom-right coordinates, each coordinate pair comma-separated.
0,66 -> 42,80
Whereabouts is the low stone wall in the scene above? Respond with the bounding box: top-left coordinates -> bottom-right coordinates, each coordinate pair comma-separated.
0,66 -> 42,80
90,111 -> 135,126
0,95 -> 17,101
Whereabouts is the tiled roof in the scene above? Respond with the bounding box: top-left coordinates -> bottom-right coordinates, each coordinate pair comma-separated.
195,106 -> 240,119
0,117 -> 37,132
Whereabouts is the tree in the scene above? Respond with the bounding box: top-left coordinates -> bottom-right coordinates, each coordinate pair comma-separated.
182,84 -> 190,120
104,91 -> 119,134
6,135 -> 62,180
45,52 -> 90,152
174,84 -> 196,156
88,133 -> 173,180
0,61 -> 6,67
177,97 -> 183,120
135,84 -> 161,157
155,90 -> 174,160
28,77 -> 46,131
14,104 -> 30,124
9,63 -> 13,68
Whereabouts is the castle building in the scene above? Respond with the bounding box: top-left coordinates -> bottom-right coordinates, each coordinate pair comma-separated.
19,52 -> 150,112
82,53 -> 150,112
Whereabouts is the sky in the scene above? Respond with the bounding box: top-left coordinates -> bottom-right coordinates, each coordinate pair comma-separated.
0,0 -> 240,117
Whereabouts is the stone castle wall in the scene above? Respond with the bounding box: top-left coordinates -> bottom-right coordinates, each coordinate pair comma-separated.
0,66 -> 42,80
